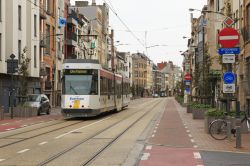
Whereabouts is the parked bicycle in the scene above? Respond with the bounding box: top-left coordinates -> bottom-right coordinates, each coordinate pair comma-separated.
209,111 -> 250,140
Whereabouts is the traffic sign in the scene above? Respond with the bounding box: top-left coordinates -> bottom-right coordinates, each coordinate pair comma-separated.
185,80 -> 191,85
218,47 -> 240,55
223,84 -> 235,93
185,88 -> 191,95
223,17 -> 234,27
223,72 -> 235,84
184,74 -> 191,80
222,54 -> 235,63
218,27 -> 240,48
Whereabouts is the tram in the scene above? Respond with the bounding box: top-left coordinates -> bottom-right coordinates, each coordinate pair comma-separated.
61,59 -> 130,118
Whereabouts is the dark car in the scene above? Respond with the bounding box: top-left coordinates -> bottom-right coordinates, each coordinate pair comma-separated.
23,94 -> 51,115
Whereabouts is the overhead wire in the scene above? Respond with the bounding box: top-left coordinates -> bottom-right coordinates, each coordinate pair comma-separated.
102,0 -> 146,48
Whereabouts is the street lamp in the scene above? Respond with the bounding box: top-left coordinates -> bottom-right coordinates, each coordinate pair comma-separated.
189,8 -> 226,16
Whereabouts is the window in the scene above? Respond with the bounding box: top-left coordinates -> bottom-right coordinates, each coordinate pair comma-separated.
216,0 -> 220,12
0,34 -> 1,61
46,0 -> 50,13
18,40 -> 21,64
34,15 -> 37,37
0,0 -> 2,21
18,5 -> 21,30
52,26 -> 55,49
34,45 -> 37,68
247,5 -> 250,40
45,24 -> 50,54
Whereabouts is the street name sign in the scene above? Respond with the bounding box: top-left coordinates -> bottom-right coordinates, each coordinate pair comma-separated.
218,27 -> 240,48
223,72 -> 235,84
185,80 -> 191,85
218,47 -> 240,55
222,54 -> 235,63
223,84 -> 235,93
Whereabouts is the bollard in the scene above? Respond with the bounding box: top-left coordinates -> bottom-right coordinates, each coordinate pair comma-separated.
235,118 -> 242,148
226,116 -> 231,140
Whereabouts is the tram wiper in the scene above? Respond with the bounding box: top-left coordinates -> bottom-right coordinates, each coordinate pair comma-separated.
70,84 -> 78,95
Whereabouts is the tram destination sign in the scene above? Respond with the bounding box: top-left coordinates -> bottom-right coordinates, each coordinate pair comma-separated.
218,47 -> 240,55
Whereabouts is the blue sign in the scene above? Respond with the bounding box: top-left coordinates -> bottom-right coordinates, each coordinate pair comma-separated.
223,72 -> 235,84
59,17 -> 66,27
185,88 -> 190,94
218,47 -> 240,55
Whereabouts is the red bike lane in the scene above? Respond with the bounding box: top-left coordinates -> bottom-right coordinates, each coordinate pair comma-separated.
139,98 -> 204,166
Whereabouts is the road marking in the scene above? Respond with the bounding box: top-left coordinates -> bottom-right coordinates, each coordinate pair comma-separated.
156,123 -> 159,126
219,35 -> 239,40
17,149 -> 30,153
186,130 -> 190,133
0,123 -> 9,126
141,153 -> 150,160
153,130 -> 156,133
39,141 -> 48,145
190,139 -> 195,143
5,128 -> 15,131
0,159 -> 5,162
188,134 -> 192,138
196,165 -> 204,166
146,145 -> 152,150
185,126 -> 188,129
193,145 -> 198,148
193,152 -> 201,159
55,117 -> 111,139
152,134 -> 155,137
21,125 -> 28,127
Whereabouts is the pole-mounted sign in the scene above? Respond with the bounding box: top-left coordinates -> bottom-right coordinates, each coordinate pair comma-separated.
218,27 -> 240,48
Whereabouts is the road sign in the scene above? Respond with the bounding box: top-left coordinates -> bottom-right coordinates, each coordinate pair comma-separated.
184,74 -> 191,80
222,54 -> 235,63
223,84 -> 235,93
185,80 -> 191,85
7,59 -> 18,74
218,47 -> 240,55
218,27 -> 240,48
223,17 -> 234,27
223,72 -> 235,84
185,88 -> 191,95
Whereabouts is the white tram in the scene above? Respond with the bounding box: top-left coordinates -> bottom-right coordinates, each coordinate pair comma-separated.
61,59 -> 130,118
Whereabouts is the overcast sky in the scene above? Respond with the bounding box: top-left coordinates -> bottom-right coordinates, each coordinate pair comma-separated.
70,0 -> 207,67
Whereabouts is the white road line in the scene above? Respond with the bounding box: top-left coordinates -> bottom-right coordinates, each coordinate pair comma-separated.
193,145 -> 198,148
188,134 -> 192,138
197,165 -> 204,166
186,130 -> 190,133
39,141 -> 48,145
190,139 -> 195,143
146,145 -> 152,150
55,117 -> 111,139
141,153 -> 150,160
152,134 -> 155,137
153,130 -> 156,133
155,126 -> 158,129
17,149 -> 30,154
156,124 -> 159,126
0,123 -> 9,126
193,152 -> 201,159
185,126 -> 188,129
5,128 -> 15,131
0,159 -> 5,162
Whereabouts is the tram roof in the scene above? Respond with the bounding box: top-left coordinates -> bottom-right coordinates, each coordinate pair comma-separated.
63,59 -> 101,69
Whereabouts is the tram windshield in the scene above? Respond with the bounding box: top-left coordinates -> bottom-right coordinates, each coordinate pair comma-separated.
62,69 -> 98,95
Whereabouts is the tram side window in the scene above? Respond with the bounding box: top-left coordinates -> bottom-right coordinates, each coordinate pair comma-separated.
108,78 -> 113,95
90,75 -> 98,95
100,77 -> 108,95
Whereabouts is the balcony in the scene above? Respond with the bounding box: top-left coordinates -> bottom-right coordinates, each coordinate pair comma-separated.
40,2 -> 47,19
45,81 -> 52,90
66,32 -> 77,47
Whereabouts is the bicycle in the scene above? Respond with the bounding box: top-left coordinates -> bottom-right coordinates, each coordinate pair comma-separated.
209,111 -> 250,140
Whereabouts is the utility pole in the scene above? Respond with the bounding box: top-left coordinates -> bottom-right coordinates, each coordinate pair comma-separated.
110,29 -> 116,107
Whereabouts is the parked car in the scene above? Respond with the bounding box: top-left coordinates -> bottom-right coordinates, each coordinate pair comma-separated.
23,94 -> 51,116
152,93 -> 159,98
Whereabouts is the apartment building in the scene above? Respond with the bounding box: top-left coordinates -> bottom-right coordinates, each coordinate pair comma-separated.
72,1 -> 109,68
0,0 -> 40,112
132,53 -> 147,97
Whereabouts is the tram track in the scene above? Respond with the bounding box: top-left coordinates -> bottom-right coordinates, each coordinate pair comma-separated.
37,99 -> 163,166
0,120 -> 85,148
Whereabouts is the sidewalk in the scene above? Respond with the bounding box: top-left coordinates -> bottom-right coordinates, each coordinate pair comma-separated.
0,107 -> 62,132
139,97 -> 250,166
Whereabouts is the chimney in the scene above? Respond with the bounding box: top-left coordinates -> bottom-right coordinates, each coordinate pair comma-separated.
75,1 -> 89,7
92,0 -> 96,6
